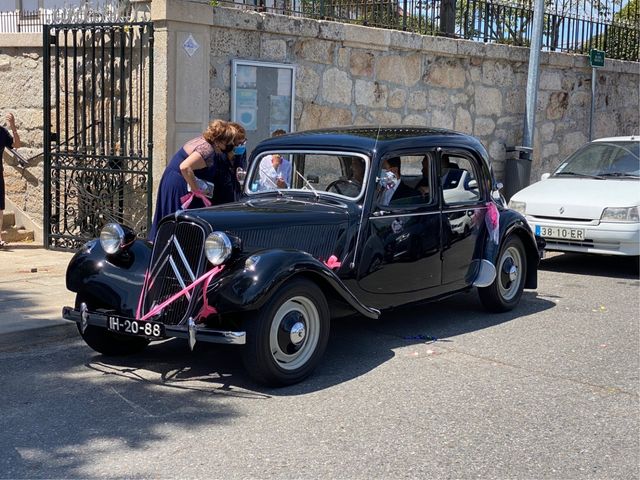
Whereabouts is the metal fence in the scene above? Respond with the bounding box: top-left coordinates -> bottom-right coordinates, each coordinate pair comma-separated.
0,1 -> 638,60
222,0 -> 639,61
0,10 -> 54,32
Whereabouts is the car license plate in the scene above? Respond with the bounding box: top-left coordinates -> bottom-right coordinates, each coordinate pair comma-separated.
535,225 -> 585,240
107,315 -> 165,339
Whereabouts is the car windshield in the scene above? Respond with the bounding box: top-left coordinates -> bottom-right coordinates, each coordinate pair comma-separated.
553,141 -> 640,179
246,151 -> 368,199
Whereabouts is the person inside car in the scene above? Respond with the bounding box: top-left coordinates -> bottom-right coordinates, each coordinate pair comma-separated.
258,129 -> 291,190
415,153 -> 433,200
380,157 -> 420,205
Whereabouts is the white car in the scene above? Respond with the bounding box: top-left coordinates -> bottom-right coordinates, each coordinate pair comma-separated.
509,136 -> 639,257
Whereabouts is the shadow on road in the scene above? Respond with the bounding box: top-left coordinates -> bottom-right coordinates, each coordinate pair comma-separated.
1,286 -> 554,477
540,252 -> 639,279
89,289 -> 555,396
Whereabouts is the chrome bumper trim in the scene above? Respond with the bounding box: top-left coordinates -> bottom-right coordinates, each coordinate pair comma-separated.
62,306 -> 246,345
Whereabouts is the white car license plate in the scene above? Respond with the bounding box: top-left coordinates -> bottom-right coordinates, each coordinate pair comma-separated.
535,225 -> 585,240
107,315 -> 165,338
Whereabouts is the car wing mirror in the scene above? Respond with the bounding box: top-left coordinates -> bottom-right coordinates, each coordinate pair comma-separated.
468,179 -> 478,189
377,170 -> 398,190
541,173 -> 551,181
307,174 -> 319,184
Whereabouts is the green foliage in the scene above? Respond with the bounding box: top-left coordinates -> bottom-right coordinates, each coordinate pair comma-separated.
209,0 -> 219,6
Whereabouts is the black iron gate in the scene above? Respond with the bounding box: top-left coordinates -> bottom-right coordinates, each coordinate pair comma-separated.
43,22 -> 153,250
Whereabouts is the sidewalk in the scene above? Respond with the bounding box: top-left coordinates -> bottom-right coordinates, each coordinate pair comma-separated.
0,245 -> 76,349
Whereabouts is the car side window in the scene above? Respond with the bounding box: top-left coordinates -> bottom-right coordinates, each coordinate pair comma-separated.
378,153 -> 435,208
441,154 -> 482,205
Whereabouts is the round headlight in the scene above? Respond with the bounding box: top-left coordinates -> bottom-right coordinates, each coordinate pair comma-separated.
205,231 -> 232,265
100,223 -> 125,254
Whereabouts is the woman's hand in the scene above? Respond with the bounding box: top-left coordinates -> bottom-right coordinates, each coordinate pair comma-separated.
179,151 -> 207,193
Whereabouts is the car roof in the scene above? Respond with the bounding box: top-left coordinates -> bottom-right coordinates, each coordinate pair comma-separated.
593,135 -> 639,142
252,125 -> 490,164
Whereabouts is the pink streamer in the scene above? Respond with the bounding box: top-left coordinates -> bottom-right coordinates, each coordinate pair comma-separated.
137,266 -> 224,322
196,267 -> 219,323
135,270 -> 150,320
180,190 -> 212,209
485,202 -> 500,245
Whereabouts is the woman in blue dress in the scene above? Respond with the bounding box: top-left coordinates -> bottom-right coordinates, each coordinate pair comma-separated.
149,120 -> 246,239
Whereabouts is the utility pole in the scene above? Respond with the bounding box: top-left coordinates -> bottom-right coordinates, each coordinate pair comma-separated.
522,0 -> 544,164
505,0 -> 545,201
521,0 -> 546,166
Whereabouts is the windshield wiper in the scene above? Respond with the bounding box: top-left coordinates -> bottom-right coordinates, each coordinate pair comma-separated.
554,171 -> 604,180
597,172 -> 640,179
296,171 -> 320,200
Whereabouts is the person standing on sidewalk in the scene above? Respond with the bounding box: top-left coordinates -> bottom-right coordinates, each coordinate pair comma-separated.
0,112 -> 21,248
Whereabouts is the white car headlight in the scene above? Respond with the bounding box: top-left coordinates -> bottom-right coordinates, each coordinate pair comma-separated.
100,223 -> 126,254
601,206 -> 640,223
509,200 -> 526,215
205,231 -> 233,265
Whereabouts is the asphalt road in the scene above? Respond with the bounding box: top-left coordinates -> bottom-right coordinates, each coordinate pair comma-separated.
1,253 -> 638,479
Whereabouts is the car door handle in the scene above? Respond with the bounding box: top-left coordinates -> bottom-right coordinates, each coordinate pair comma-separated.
373,210 -> 390,216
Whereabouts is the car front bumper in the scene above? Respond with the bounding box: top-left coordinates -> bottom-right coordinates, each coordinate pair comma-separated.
62,306 -> 246,345
527,217 -> 640,256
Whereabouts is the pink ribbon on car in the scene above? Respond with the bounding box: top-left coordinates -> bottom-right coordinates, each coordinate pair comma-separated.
136,266 -> 224,322
180,191 -> 212,209
485,201 -> 500,245
324,255 -> 341,270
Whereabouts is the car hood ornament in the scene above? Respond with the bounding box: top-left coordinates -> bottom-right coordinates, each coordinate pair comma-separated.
559,206 -> 565,214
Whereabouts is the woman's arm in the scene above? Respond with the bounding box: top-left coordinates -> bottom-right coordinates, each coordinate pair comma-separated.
179,151 -> 207,193
5,113 -> 20,148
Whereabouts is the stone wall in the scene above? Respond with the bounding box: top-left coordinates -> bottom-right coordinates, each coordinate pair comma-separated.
0,34 -> 44,226
200,4 -> 639,183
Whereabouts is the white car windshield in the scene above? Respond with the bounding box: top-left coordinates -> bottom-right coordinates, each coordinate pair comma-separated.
554,141 -> 640,179
246,151 -> 368,199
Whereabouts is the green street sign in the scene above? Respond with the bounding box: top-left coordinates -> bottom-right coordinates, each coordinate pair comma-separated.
590,49 -> 605,68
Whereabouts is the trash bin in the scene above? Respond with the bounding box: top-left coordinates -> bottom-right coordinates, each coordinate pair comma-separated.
504,146 -> 533,203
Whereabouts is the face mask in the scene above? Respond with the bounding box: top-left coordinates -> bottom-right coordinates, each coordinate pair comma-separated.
233,144 -> 246,155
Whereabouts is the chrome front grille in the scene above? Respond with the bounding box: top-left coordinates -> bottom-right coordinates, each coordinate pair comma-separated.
529,215 -> 597,225
142,221 -> 206,325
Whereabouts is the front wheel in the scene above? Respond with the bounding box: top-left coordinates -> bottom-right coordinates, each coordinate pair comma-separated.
242,278 -> 330,386
478,235 -> 527,312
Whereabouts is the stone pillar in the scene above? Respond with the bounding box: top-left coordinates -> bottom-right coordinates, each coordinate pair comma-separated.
150,0 -> 212,201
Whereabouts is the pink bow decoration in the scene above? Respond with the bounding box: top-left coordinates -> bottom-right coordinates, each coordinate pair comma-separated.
180,190 -> 212,209
485,202 -> 500,245
324,255 -> 342,270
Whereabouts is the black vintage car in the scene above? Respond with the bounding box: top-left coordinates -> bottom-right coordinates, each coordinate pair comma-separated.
63,127 -> 542,386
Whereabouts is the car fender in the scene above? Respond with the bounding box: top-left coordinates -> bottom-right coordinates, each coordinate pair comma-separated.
493,209 -> 540,289
208,249 -> 380,319
65,239 -> 152,316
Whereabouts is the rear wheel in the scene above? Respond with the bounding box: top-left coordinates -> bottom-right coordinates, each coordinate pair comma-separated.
478,236 -> 527,312
242,278 -> 330,386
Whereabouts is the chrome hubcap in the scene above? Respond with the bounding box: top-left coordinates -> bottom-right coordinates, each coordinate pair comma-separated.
269,296 -> 320,371
498,246 -> 522,301
289,321 -> 306,345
